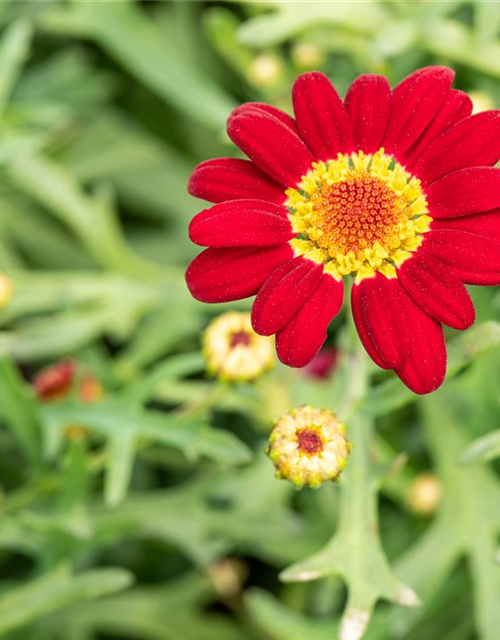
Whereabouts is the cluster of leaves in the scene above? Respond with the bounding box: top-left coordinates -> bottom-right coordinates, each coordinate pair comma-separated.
1,2 -> 500,640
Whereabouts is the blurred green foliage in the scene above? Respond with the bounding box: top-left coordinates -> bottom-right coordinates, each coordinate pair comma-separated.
0,2 -> 500,640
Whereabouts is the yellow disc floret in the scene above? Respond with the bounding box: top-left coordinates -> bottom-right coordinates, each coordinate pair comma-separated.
203,311 -> 274,382
267,405 -> 352,489
286,149 -> 431,282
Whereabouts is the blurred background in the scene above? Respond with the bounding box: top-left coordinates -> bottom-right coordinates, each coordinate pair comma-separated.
1,1 -> 500,639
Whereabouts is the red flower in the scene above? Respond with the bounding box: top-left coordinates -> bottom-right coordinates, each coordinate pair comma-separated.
186,67 -> 500,394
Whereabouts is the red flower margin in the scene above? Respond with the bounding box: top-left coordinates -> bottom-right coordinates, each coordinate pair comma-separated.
186,67 -> 500,394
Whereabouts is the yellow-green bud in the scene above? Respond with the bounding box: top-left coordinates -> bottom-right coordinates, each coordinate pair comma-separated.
267,405 -> 352,489
469,90 -> 495,114
291,42 -> 325,70
406,473 -> 442,516
0,273 -> 12,308
203,311 -> 274,382
247,54 -> 284,88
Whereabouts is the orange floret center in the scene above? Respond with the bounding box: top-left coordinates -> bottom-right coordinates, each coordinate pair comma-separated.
310,174 -> 401,255
286,149 -> 431,282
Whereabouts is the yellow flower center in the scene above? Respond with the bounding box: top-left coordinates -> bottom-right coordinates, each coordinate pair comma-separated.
285,149 -> 431,282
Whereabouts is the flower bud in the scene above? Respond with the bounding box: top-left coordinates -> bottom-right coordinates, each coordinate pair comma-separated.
303,347 -> 338,380
469,90 -> 495,114
208,557 -> 247,600
406,473 -> 442,516
247,54 -> 284,88
291,43 -> 325,70
33,359 -> 103,404
0,273 -> 12,308
203,311 -> 274,382
267,405 -> 352,489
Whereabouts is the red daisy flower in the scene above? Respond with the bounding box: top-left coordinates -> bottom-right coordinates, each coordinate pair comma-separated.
186,67 -> 500,394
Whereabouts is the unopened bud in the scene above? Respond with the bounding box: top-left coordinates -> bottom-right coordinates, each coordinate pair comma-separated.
203,312 -> 274,382
267,405 -> 352,489
0,273 -> 12,308
406,473 -> 442,516
248,54 -> 284,88
33,359 -> 103,404
303,347 -> 338,379
208,557 -> 247,599
291,43 -> 325,70
469,90 -> 495,114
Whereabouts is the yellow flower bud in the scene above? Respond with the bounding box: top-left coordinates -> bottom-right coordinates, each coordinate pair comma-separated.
248,54 -> 284,88
0,273 -> 12,308
291,43 -> 325,71
267,405 -> 352,489
203,311 -> 274,382
469,90 -> 495,114
406,473 -> 442,516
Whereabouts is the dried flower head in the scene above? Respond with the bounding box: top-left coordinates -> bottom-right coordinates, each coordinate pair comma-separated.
267,405 -> 352,489
203,311 -> 274,382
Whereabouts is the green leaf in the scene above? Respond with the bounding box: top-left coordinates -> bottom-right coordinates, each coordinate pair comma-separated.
105,432 -> 136,507
460,429 -> 500,465
0,357 -> 41,463
424,19 -> 500,77
41,1 -> 235,130
237,1 -> 385,47
246,588 -> 336,640
0,565 -> 133,636
0,18 -> 33,120
41,400 -> 252,505
7,154 -> 161,277
124,352 -> 205,403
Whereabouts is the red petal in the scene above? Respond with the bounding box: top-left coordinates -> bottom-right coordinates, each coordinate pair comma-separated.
227,111 -> 314,187
344,74 -> 391,153
383,67 -> 455,158
292,72 -> 354,160
276,275 -> 344,367
421,229 -> 500,285
251,257 -> 323,336
189,200 -> 294,247
395,293 -> 446,395
414,110 -> 500,185
228,102 -> 298,134
188,158 -> 285,205
398,252 -> 475,330
351,274 -> 409,369
351,294 -> 388,370
185,244 -> 292,303
426,167 -> 500,218
432,211 -> 500,243
404,90 -> 472,170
